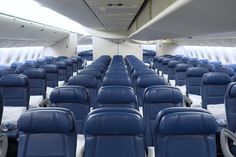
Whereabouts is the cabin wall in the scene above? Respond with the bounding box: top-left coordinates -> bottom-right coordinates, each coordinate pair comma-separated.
156,40 -> 180,56
93,36 -> 142,60
44,32 -> 78,57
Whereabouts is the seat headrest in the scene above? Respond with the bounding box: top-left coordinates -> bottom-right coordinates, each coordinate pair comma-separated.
226,82 -> 236,97
168,61 -> 181,68
85,108 -> 143,135
50,86 -> 89,103
202,72 -> 231,85
23,68 -> 46,79
63,59 -> 73,66
97,86 -> 136,104
40,64 -> 58,73
0,74 -> 28,87
186,67 -> 209,77
52,61 -> 67,69
162,58 -> 171,65
156,108 -> 218,135
79,69 -> 101,79
214,66 -> 235,77
136,75 -> 166,88
144,86 -> 182,103
102,77 -> 132,86
132,69 -> 155,78
0,68 -> 18,77
18,108 -> 76,133
175,64 -> 192,72
68,75 -> 98,88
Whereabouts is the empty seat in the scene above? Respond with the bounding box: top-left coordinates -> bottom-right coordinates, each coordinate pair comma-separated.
84,108 -> 145,157
68,75 -> 98,108
50,86 -> 90,134
136,75 -> 166,106
186,67 -> 209,107
198,63 -> 215,72
96,86 -> 137,109
167,60 -> 181,84
0,68 -> 18,78
214,66 -> 235,77
0,74 -> 29,137
201,72 -> 231,126
143,86 -> 183,147
155,108 -> 218,157
53,61 -> 67,85
17,108 -> 77,157
102,76 -> 132,87
23,68 -> 47,108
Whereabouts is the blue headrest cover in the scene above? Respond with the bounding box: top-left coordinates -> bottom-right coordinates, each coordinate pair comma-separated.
68,75 -> 97,88
97,86 -> 136,104
23,68 -> 46,79
0,74 -> 28,87
175,64 -> 192,72
136,75 -> 166,88
50,86 -> 89,103
144,86 -> 182,103
168,61 -> 181,68
186,67 -> 209,77
102,77 -> 132,86
40,64 -> 58,73
85,109 -> 143,135
157,110 -> 217,135
18,108 -> 75,133
202,72 -> 231,85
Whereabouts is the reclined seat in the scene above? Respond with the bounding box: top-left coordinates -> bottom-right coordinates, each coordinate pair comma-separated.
221,82 -> 236,156
17,108 -> 77,157
143,86 -> 183,149
50,86 -> 90,134
201,72 -> 231,126
155,108 -> 218,157
175,64 -> 192,95
96,86 -> 137,109
186,67 -> 209,107
40,64 -> 58,98
23,68 -> 47,108
136,75 -> 166,106
84,108 -> 145,157
0,74 -> 29,137
67,75 -> 98,108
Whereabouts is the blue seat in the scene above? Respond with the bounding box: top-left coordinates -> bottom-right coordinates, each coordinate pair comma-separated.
136,75 -> 166,106
23,68 -> 47,108
16,64 -> 35,73
189,58 -> 200,67
155,108 -> 218,157
214,66 -> 235,77
201,72 -> 231,126
40,64 -> 58,88
53,61 -> 67,83
96,86 -> 137,109
68,75 -> 98,108
198,63 -> 215,72
84,108 -> 145,157
102,76 -> 132,87
0,68 -> 18,77
168,61 -> 181,81
161,58 -> 172,75
17,108 -> 77,157
0,74 -> 29,137
143,86 -> 183,147
50,86 -> 90,134
175,64 -> 192,86
63,59 -> 74,81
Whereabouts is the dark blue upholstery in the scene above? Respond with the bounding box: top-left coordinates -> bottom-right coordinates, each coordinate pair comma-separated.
225,82 -> 236,132
68,75 -> 98,108
0,68 -> 18,77
201,72 -> 231,109
102,76 -> 132,87
17,108 -> 77,157
186,67 -> 209,96
136,75 -> 166,106
162,58 -> 172,74
96,86 -> 137,109
175,64 -> 192,86
155,108 -> 218,157
214,66 -> 235,77
168,61 -> 180,80
23,68 -> 47,99
198,63 -> 215,72
143,86 -> 183,146
189,58 -> 200,67
50,86 -> 90,134
40,64 -> 58,88
0,74 -> 29,107
16,64 -> 35,73
53,61 -> 67,82
84,108 -> 145,157
63,59 -> 74,81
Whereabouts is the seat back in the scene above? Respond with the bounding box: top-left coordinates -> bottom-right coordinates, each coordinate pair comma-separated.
168,61 -> 180,80
84,108 -> 145,157
40,64 -> 58,88
201,72 -> 231,109
175,64 -> 192,86
17,108 -> 77,157
68,75 -> 98,108
102,76 -> 132,87
155,108 -> 218,157
143,85 -> 183,146
0,68 -> 18,78
96,86 -> 137,109
53,61 -> 67,82
186,67 -> 209,96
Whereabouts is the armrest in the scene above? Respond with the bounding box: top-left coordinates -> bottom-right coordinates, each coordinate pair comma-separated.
220,129 -> 236,157
76,135 -> 85,157
183,95 -> 192,107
